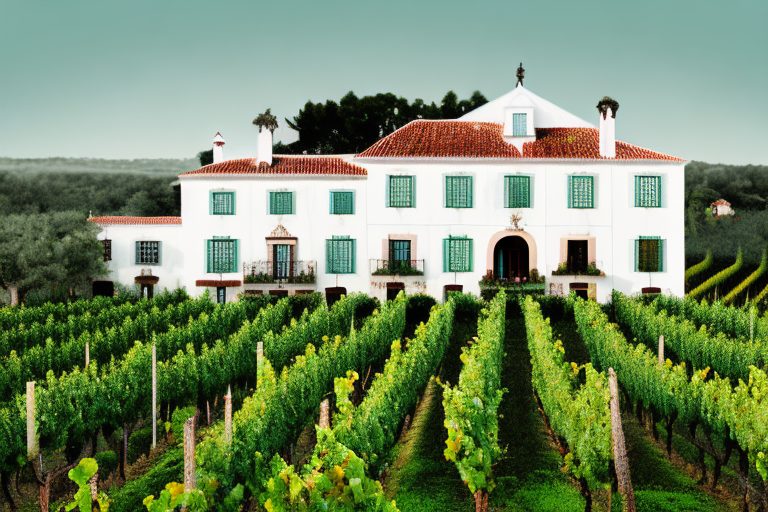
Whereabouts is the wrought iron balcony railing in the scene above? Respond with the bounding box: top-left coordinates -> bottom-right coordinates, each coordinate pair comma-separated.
243,260 -> 317,284
370,259 -> 424,276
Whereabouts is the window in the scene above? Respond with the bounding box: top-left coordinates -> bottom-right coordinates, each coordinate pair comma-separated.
445,176 -> 473,208
388,176 -> 414,208
206,238 -> 239,273
635,236 -> 665,272
634,176 -> 662,208
135,241 -> 161,265
504,175 -> 531,208
102,239 -> 112,262
326,236 -> 356,274
512,113 -> 527,137
330,191 -> 355,215
216,287 -> 226,304
443,236 -> 473,272
269,191 -> 294,215
210,191 -> 235,215
568,175 -> 595,209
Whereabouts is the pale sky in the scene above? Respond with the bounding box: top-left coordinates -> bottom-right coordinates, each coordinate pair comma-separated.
1,0 -> 766,164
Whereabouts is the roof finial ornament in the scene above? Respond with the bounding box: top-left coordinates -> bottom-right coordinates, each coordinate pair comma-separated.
516,62 -> 525,87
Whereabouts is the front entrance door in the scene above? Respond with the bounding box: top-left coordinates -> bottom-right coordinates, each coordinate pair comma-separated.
493,236 -> 529,280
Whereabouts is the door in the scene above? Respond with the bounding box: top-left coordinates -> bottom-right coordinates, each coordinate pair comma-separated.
493,236 -> 529,280
389,240 -> 411,273
273,244 -> 290,280
216,286 -> 226,304
567,240 -> 588,273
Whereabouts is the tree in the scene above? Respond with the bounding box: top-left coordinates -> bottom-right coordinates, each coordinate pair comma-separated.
0,212 -> 106,304
197,149 -> 213,167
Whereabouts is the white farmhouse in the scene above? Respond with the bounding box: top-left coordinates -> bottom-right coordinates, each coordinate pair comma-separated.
91,75 -> 685,303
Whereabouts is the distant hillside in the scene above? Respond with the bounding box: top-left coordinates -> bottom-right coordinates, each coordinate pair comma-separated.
0,157 -> 199,175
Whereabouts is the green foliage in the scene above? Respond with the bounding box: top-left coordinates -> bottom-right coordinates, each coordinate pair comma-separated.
442,291 -> 506,495
574,296 -> 768,480
259,429 -> 398,512
0,211 -> 107,304
684,250 -> 713,282
0,298 -> 293,473
522,297 -> 611,489
687,249 -> 743,299
143,482 -> 207,512
109,448 -> 183,512
333,297 -> 459,470
169,407 -> 197,444
0,294 -> 215,399
276,90 -> 487,154
65,457 -> 111,511
94,450 -> 118,480
724,249 -> 768,303
613,291 -> 765,381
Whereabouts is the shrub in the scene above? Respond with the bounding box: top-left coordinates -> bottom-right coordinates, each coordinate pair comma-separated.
94,450 -> 118,480
128,426 -> 153,464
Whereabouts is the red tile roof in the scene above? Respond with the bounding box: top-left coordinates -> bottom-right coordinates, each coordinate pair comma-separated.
180,156 -> 367,176
356,120 -> 683,161
88,216 -> 182,225
358,120 -> 521,158
524,128 -> 683,161
195,280 -> 242,287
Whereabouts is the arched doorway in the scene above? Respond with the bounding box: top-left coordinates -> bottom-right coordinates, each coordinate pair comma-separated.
493,236 -> 529,280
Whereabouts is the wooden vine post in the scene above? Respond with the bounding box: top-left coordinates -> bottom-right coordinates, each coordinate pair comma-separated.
85,341 -> 90,368
256,341 -> 264,384
657,335 -> 664,366
183,416 -> 196,492
319,398 -> 330,429
151,342 -> 157,450
608,368 -> 636,512
224,386 -> 232,445
26,381 -> 38,459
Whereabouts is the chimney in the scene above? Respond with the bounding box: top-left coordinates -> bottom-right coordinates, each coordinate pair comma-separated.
253,108 -> 278,167
212,132 -> 225,164
257,128 -> 273,166
597,97 -> 619,158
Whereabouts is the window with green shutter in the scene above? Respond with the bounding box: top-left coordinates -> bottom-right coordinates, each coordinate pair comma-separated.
135,241 -> 161,265
568,175 -> 595,208
269,191 -> 294,215
388,176 -> 414,208
634,176 -> 662,207
330,191 -> 355,214
512,113 -> 527,136
445,176 -> 473,208
635,236 -> 664,272
206,237 -> 239,273
442,236 -> 473,272
504,175 -> 531,208
326,236 -> 356,274
210,191 -> 235,215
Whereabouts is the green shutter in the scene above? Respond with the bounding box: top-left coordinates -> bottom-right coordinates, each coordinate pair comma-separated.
270,191 -> 294,214
635,176 -> 662,208
389,176 -> 414,207
210,191 -> 235,215
135,242 -> 140,265
569,175 -> 594,209
443,239 -> 449,272
636,236 -> 663,272
505,175 -> 530,208
445,176 -> 473,208
330,191 -> 354,214
232,239 -> 239,273
658,239 -> 665,272
443,236 -> 472,272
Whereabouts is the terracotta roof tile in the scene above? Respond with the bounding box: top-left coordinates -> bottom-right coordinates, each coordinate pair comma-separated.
523,128 -> 684,161
358,120 -> 521,158
356,120 -> 683,161
180,156 -> 367,176
88,216 -> 182,225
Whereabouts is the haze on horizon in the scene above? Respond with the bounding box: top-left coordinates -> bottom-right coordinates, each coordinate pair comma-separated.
1,0 -> 766,165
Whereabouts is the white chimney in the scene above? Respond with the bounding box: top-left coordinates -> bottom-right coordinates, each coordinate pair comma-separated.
597,97 -> 619,159
257,127 -> 273,166
212,132 -> 225,164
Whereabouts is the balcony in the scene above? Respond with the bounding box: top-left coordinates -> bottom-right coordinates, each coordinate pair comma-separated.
243,260 -> 316,284
551,261 -> 605,277
370,259 -> 424,276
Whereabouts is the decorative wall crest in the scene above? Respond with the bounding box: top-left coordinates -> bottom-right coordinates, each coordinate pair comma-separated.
508,213 -> 523,231
269,224 -> 293,238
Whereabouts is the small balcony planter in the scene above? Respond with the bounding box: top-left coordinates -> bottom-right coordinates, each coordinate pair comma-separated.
370,259 -> 424,276
551,261 -> 605,277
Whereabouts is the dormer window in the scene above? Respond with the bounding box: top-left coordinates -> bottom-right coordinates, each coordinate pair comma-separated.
512,113 -> 527,136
